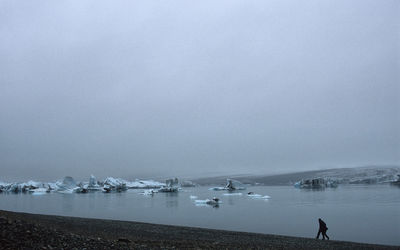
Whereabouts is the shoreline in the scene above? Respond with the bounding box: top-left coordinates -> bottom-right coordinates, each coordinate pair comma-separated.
1,210 -> 397,249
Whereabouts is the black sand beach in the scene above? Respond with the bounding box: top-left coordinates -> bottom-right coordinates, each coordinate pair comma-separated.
0,210 -> 397,249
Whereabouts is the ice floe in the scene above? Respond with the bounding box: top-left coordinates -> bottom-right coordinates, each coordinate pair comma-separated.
195,197 -> 221,207
223,193 -> 242,196
158,178 -> 180,192
140,189 -> 158,195
210,179 -> 246,191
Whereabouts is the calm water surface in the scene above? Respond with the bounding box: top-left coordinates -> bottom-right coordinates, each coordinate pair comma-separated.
1,184 -> 399,245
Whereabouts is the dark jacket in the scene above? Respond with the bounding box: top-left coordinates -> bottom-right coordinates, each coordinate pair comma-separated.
319,219 -> 327,231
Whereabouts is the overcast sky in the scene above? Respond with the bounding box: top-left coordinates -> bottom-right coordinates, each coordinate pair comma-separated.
0,0 -> 399,181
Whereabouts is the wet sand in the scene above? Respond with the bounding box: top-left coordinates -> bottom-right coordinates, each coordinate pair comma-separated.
0,210 -> 397,249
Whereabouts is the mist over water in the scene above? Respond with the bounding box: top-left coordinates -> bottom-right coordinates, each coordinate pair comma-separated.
0,0 -> 399,180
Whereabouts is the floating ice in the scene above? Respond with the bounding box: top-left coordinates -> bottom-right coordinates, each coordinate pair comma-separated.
210,179 -> 246,191
140,189 -> 158,195
159,178 -> 180,192
247,193 -> 271,200
30,188 -> 49,195
87,175 -> 101,191
189,195 -> 198,199
223,193 -> 242,196
126,180 -> 164,189
195,198 -> 221,207
56,176 -> 77,193
103,177 -> 127,192
0,176 -> 181,194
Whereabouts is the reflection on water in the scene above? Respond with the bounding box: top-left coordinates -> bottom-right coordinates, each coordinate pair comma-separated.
0,185 -> 399,246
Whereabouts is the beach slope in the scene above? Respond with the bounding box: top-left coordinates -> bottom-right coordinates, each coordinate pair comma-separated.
0,210 -> 397,249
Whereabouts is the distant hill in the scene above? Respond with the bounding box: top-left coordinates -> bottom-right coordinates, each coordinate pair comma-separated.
190,166 -> 400,186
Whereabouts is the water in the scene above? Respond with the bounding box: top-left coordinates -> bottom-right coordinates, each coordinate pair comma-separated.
1,184 -> 399,246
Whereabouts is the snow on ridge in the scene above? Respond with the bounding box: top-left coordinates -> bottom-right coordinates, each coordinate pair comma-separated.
317,167 -> 400,184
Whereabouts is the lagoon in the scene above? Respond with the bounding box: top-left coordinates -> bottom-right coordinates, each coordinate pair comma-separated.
1,184 -> 399,246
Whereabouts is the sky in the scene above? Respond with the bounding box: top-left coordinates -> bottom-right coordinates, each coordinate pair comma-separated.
0,0 -> 399,181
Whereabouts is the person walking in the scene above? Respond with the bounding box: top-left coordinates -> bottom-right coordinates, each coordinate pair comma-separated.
316,218 -> 329,240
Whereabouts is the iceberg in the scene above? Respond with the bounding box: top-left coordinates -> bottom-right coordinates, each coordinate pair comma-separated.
126,179 -> 164,189
21,180 -> 41,192
56,176 -> 77,192
102,177 -> 127,192
87,175 -> 102,191
0,176 -> 179,194
159,178 -> 180,192
74,183 -> 89,193
210,179 -> 246,191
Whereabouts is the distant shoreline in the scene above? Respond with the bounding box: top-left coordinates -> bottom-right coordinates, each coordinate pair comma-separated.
0,210 -> 397,249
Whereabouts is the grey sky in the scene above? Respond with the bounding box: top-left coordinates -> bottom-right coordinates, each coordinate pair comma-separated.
0,0 -> 399,181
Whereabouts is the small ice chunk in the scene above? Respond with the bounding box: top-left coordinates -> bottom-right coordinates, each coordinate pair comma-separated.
195,198 -> 221,206
190,195 -> 198,199
223,193 -> 242,196
248,193 -> 271,200
248,194 -> 263,198
30,188 -> 49,195
140,189 -> 158,195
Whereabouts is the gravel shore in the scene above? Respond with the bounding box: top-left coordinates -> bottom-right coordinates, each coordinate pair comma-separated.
0,210 -> 397,249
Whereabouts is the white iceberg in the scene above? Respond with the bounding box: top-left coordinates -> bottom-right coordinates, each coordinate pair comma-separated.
210,179 -> 246,191
87,175 -> 102,191
56,176 -> 77,192
159,178 -> 180,192
126,179 -> 164,189
102,177 -> 127,192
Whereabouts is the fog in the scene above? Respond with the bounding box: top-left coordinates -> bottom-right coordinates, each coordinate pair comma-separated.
0,0 -> 399,181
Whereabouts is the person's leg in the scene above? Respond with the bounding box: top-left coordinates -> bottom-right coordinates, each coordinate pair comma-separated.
316,230 -> 321,239
323,231 -> 329,240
